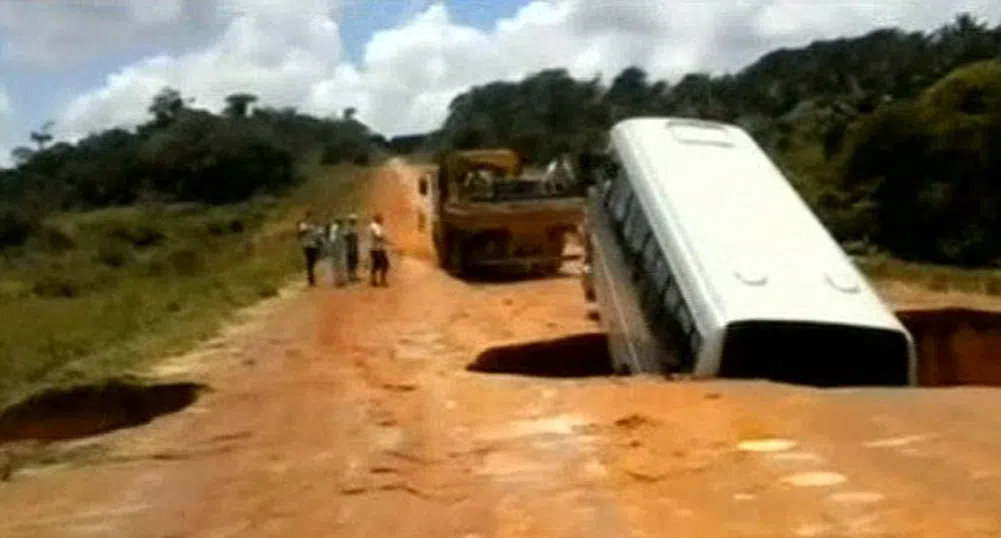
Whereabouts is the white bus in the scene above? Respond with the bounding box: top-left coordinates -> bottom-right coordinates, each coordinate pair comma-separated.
580,117 -> 917,386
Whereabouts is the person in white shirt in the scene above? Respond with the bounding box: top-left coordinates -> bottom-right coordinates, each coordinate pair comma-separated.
327,217 -> 348,287
368,214 -> 390,287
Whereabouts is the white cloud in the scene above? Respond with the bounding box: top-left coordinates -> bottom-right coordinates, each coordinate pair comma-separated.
0,0 -> 216,65
0,86 -> 12,167
51,0 -> 1001,141
0,86 -> 10,119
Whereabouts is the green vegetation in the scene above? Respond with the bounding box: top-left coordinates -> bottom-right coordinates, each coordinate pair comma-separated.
427,14 -> 1001,269
2,13 -> 1001,403
0,89 -> 377,405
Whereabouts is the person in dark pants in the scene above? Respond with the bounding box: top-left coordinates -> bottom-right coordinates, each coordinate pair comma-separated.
296,211 -> 323,286
368,214 -> 390,287
344,214 -> 360,282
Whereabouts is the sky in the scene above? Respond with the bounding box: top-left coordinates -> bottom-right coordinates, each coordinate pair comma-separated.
0,0 -> 999,164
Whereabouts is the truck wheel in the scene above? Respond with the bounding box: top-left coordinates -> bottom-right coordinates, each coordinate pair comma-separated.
433,225 -> 448,269
446,234 -> 465,277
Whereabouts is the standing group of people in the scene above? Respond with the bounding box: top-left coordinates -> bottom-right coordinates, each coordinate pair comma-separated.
297,211 -> 391,288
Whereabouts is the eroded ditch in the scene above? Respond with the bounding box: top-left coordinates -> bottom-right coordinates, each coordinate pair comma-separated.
467,332 -> 614,378
0,380 -> 205,444
897,307 -> 1001,387
468,308 -> 1001,388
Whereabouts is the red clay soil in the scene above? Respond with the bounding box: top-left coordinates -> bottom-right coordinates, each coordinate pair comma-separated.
2,162 -> 1001,537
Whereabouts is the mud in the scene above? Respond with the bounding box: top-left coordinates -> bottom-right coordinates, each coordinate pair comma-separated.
897,307 -> 1001,387
0,381 -> 203,443
2,161 -> 1001,537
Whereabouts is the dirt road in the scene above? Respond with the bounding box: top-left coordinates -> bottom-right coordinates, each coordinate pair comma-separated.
3,161 -> 1001,537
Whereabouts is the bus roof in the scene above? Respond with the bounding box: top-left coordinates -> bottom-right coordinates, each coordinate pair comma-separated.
609,117 -> 900,330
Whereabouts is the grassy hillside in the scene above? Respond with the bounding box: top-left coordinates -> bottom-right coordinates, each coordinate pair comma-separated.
0,163 -> 367,405
3,14 -> 1001,405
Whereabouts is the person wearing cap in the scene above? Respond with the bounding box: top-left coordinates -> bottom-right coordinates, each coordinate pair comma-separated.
344,213 -> 360,282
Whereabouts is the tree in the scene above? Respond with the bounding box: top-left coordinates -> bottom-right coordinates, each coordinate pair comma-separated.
604,66 -> 651,120
10,146 -> 34,166
223,93 -> 258,118
29,121 -> 54,150
148,87 -> 186,126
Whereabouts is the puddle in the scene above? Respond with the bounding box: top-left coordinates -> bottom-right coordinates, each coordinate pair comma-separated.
768,451 -> 825,463
862,434 -> 934,449
780,471 -> 847,487
829,491 -> 885,504
0,380 -> 205,443
737,438 -> 798,453
478,452 -> 557,482
483,415 -> 593,442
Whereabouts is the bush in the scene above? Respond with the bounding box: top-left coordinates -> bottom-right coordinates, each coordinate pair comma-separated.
95,240 -> 133,268
107,220 -> 165,248
37,223 -> 76,252
0,206 -> 41,248
31,273 -> 87,298
205,216 -> 246,236
167,247 -> 205,276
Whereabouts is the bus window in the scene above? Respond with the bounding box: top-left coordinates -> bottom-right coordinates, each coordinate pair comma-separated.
678,306 -> 693,334
623,200 -> 649,253
609,182 -> 632,224
689,331 -> 703,353
649,255 -> 671,295
642,240 -> 661,280
665,284 -> 682,311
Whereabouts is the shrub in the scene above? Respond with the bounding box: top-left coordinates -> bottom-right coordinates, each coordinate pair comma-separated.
95,240 -> 133,268
167,247 -> 205,276
108,220 -> 165,248
0,206 -> 41,248
32,273 -> 87,298
37,223 -> 76,252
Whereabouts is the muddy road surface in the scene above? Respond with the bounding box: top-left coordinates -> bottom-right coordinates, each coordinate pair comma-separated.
3,161 -> 1001,537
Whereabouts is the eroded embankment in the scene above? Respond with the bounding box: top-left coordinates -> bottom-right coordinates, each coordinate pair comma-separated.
0,380 -> 204,443
898,308 -> 1001,387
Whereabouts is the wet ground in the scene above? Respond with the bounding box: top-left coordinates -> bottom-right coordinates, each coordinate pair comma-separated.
2,161 -> 1001,537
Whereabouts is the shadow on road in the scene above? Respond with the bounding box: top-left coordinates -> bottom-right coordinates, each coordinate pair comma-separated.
467,332 -> 613,378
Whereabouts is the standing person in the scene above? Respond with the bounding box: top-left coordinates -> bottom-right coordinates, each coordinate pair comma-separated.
296,211 -> 323,287
368,214 -> 391,287
344,214 -> 360,282
327,217 -> 348,287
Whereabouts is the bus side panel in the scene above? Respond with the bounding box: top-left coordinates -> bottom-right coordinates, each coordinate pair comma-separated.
586,191 -> 665,375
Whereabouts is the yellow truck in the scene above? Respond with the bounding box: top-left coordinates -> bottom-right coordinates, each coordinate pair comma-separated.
422,149 -> 585,277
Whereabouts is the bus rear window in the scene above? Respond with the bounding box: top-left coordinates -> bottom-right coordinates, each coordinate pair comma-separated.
718,321 -> 911,387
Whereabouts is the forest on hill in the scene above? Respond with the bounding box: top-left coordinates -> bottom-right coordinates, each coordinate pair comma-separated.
0,88 -> 379,252
2,14 -> 1000,267
431,14 -> 1001,267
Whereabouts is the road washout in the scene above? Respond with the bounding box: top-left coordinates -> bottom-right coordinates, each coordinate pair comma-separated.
0,161 -> 1000,536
